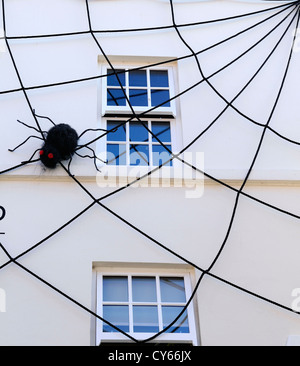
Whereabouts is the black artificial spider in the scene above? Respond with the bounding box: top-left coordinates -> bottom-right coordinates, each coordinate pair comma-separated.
39,123 -> 78,169
8,111 -> 111,171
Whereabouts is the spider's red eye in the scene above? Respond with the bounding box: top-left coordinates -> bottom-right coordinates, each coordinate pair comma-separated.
48,153 -> 54,159
39,150 -> 44,156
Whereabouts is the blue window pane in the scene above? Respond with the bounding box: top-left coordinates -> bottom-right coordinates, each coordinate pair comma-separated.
162,307 -> 189,334
103,276 -> 128,302
107,69 -> 126,87
107,144 -> 127,165
129,89 -> 148,107
150,70 -> 169,87
152,122 -> 171,143
160,277 -> 186,303
130,145 -> 149,166
132,277 -> 157,302
129,70 -> 147,87
103,305 -> 129,333
151,90 -> 170,107
152,145 -> 173,167
133,306 -> 159,333
107,88 -> 127,106
107,122 -> 126,142
130,122 -> 148,142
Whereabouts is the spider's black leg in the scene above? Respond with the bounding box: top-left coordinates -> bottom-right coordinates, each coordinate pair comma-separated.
85,146 -> 106,161
33,111 -> 56,126
21,148 -> 41,164
75,148 -> 104,172
78,127 -> 114,139
16,119 -> 42,134
67,156 -> 73,173
8,135 -> 44,152
83,145 -> 107,166
76,126 -> 120,152
91,154 -> 102,173
75,151 -> 100,172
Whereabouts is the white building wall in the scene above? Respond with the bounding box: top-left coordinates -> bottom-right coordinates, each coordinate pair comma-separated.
0,0 -> 300,346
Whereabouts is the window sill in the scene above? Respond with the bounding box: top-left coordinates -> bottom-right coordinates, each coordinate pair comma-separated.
103,113 -> 175,120
3,163 -> 300,188
96,165 -> 204,188
99,332 -> 196,345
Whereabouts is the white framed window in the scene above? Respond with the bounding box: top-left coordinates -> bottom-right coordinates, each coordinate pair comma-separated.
105,119 -> 173,167
97,58 -> 182,171
95,267 -> 198,346
101,66 -> 176,117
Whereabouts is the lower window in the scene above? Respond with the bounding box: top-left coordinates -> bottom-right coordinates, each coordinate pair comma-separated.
95,268 -> 198,345
105,119 -> 173,167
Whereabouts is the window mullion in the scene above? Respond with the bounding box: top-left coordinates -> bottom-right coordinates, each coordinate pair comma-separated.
147,69 -> 151,108
156,276 -> 163,332
126,120 -> 130,166
128,275 -> 134,334
125,69 -> 129,108
99,274 -> 104,335
149,121 -> 153,167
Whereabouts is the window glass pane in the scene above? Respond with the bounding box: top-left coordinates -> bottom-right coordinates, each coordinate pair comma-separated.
103,305 -> 129,333
129,89 -> 148,107
107,88 -> 127,106
152,145 -> 173,167
107,69 -> 126,87
130,145 -> 149,166
103,276 -> 128,302
160,277 -> 186,303
162,306 -> 189,334
130,122 -> 148,142
151,89 -> 170,107
107,144 -> 127,165
132,277 -> 157,302
133,306 -> 159,333
107,122 -> 126,142
129,70 -> 147,87
152,122 -> 171,143
150,70 -> 169,88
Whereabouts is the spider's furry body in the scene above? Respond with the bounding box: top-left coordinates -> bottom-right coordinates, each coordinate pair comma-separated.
40,124 -> 78,169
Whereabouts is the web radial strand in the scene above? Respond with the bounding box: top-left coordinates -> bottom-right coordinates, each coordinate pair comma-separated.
0,0 -> 299,345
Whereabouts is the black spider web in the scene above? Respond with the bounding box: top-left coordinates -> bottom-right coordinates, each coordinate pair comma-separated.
0,0 -> 300,345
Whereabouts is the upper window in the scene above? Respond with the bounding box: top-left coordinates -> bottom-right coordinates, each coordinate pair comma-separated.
95,269 -> 198,345
102,67 -> 176,117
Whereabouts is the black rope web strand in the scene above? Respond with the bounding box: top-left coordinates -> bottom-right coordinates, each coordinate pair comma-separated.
3,2 -> 300,344
67,0 -> 300,342
140,1 -> 300,343
1,5 -> 44,139
1,0 -> 298,344
0,0 -> 300,344
95,5 -> 300,205
0,1 -> 296,40
66,3 -> 300,155
0,3 -> 296,134
0,3 -> 299,148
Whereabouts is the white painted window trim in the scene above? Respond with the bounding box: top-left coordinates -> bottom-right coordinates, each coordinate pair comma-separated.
103,118 -> 176,168
97,57 -> 184,176
101,64 -> 177,118
95,266 -> 199,346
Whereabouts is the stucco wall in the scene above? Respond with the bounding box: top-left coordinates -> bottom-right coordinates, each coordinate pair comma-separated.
0,0 -> 300,346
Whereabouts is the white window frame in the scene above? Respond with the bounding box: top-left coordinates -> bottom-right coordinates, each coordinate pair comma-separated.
105,118 -> 175,167
101,65 -> 177,118
95,267 -> 199,346
97,57 -> 183,176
